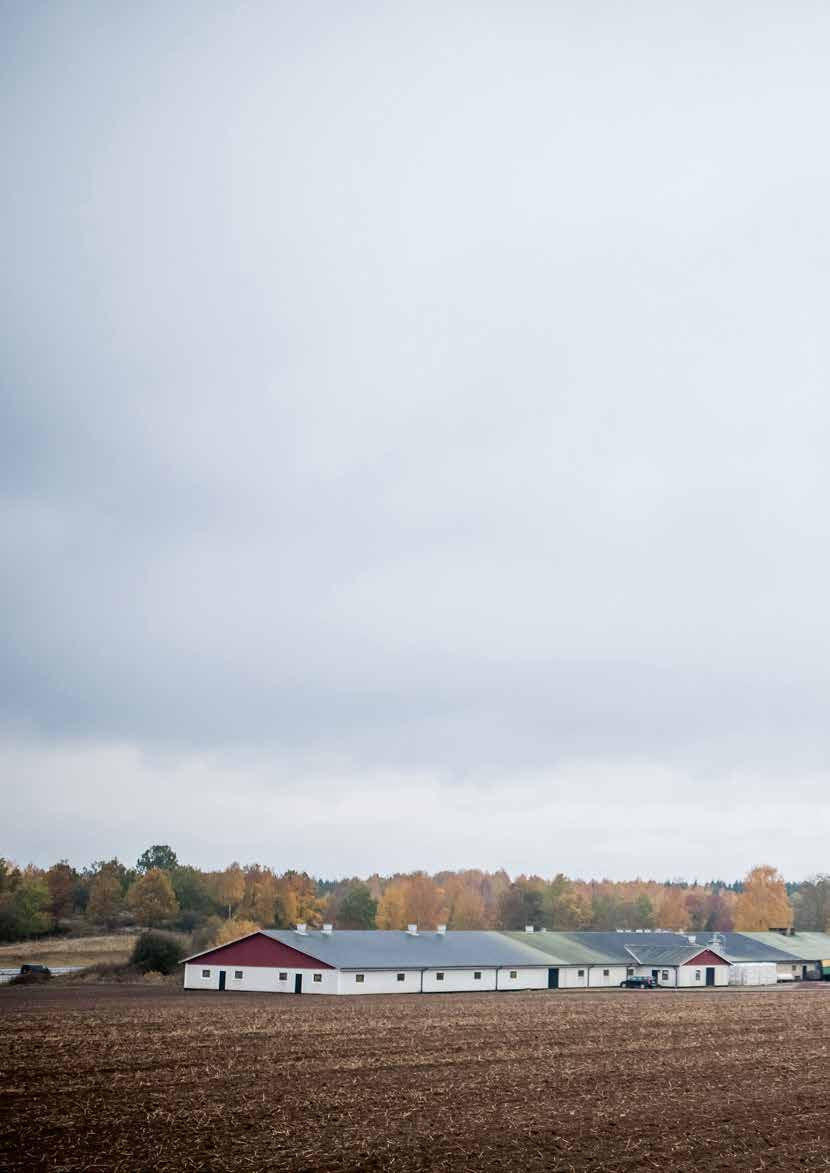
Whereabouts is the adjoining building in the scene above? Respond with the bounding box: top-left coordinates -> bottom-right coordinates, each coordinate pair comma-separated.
181,925 -> 829,995
741,931 -> 830,982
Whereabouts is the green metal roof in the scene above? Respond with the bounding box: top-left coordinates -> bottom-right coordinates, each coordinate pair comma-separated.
502,931 -> 621,965
742,931 -> 830,961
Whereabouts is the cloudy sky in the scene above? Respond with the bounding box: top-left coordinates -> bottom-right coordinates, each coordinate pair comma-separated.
3,1 -> 829,879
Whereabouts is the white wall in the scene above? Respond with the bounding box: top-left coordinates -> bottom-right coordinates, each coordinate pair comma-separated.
495,966 -> 548,991
422,968 -> 498,993
776,961 -> 803,980
183,963 -> 338,994
337,969 -> 421,995
677,963 -> 728,987
588,965 -> 630,987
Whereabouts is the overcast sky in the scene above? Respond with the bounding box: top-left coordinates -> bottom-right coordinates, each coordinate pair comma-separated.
3,1 -> 829,880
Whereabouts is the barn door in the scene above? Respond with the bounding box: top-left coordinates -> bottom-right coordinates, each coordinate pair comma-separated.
548,968 -> 559,989
294,973 -> 303,995
218,970 -> 226,991
705,967 -> 715,986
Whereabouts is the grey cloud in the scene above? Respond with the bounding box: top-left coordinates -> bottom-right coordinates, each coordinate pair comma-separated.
3,1 -> 830,870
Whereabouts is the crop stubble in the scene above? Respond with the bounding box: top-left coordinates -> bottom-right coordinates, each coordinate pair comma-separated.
1,985 -> 829,1172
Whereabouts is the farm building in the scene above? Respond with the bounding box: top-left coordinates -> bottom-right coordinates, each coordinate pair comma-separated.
742,931 -> 830,982
183,926 -> 559,995
182,926 -> 826,995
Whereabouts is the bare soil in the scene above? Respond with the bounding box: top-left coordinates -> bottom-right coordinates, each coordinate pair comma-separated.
1,984 -> 829,1172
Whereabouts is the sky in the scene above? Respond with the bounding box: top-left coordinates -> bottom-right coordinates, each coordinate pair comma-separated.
2,1 -> 829,880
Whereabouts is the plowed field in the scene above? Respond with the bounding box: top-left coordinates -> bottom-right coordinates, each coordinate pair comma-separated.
1,985 -> 829,1171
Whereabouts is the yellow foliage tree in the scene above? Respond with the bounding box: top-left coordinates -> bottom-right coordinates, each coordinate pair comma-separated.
216,863 -> 245,919
448,886 -> 486,929
734,865 -> 793,931
126,868 -> 179,927
87,868 -> 123,929
214,917 -> 260,945
375,883 -> 408,929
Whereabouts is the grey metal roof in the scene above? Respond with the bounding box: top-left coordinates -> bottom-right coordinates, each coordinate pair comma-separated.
263,929 -> 554,970
624,943 -> 730,966
504,931 -> 799,965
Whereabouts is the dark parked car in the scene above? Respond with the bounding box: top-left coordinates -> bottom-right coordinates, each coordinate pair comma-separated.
619,976 -> 656,989
19,964 -> 51,979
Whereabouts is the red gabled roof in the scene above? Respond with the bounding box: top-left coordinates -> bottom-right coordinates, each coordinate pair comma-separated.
183,931 -> 334,969
685,948 -> 729,967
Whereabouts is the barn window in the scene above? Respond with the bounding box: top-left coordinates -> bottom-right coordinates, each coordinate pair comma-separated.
234,970 -> 243,979
509,970 -> 517,979
279,972 -> 287,981
474,971 -> 482,980
202,969 -> 210,978
695,970 -> 701,981
396,973 -> 405,981
313,973 -> 322,983
578,969 -> 585,977
355,974 -> 365,983
661,970 -> 669,981
603,969 -> 609,977
436,972 -> 445,981
627,967 -> 634,976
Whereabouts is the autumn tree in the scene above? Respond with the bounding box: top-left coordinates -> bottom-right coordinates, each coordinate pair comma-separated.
375,883 -> 408,929
448,886 -> 486,929
126,867 -> 179,927
216,862 -> 245,919
214,917 -> 260,945
86,864 -> 124,929
734,866 -> 793,931
46,860 -> 78,921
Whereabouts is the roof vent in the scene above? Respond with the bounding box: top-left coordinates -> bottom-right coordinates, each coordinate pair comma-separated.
436,924 -> 446,935
322,923 -> 333,935
687,935 -> 696,944
525,925 -> 535,933
295,922 -> 307,935
407,923 -> 418,935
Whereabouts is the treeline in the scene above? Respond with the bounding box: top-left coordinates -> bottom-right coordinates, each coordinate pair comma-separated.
1,848 -> 828,944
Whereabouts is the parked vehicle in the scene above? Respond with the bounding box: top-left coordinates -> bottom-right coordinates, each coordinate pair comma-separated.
619,976 -> 656,989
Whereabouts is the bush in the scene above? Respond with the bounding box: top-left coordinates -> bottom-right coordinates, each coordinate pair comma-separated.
130,930 -> 186,975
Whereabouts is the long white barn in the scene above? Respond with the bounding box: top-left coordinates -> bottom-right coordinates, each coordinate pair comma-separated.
179,925 -> 791,995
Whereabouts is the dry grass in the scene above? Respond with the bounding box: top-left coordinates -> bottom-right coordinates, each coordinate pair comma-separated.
0,934 -> 135,969
1,984 -> 829,1171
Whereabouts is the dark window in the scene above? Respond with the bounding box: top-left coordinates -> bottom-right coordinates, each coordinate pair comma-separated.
355,974 -> 365,983
396,973 -> 405,982
578,969 -> 585,977
436,972 -> 445,981
234,970 -> 243,979
661,970 -> 669,981
202,969 -> 210,978
474,971 -> 482,980
509,970 -> 517,979
278,972 -> 287,981
627,967 -> 635,975
603,969 -> 609,977
313,973 -> 322,983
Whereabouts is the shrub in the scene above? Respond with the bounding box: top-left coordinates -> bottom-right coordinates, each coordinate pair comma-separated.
130,930 -> 186,975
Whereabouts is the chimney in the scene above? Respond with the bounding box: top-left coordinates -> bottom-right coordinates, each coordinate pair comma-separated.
295,922 -> 307,935
322,924 -> 333,935
407,923 -> 418,935
525,925 -> 535,933
436,924 -> 446,935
